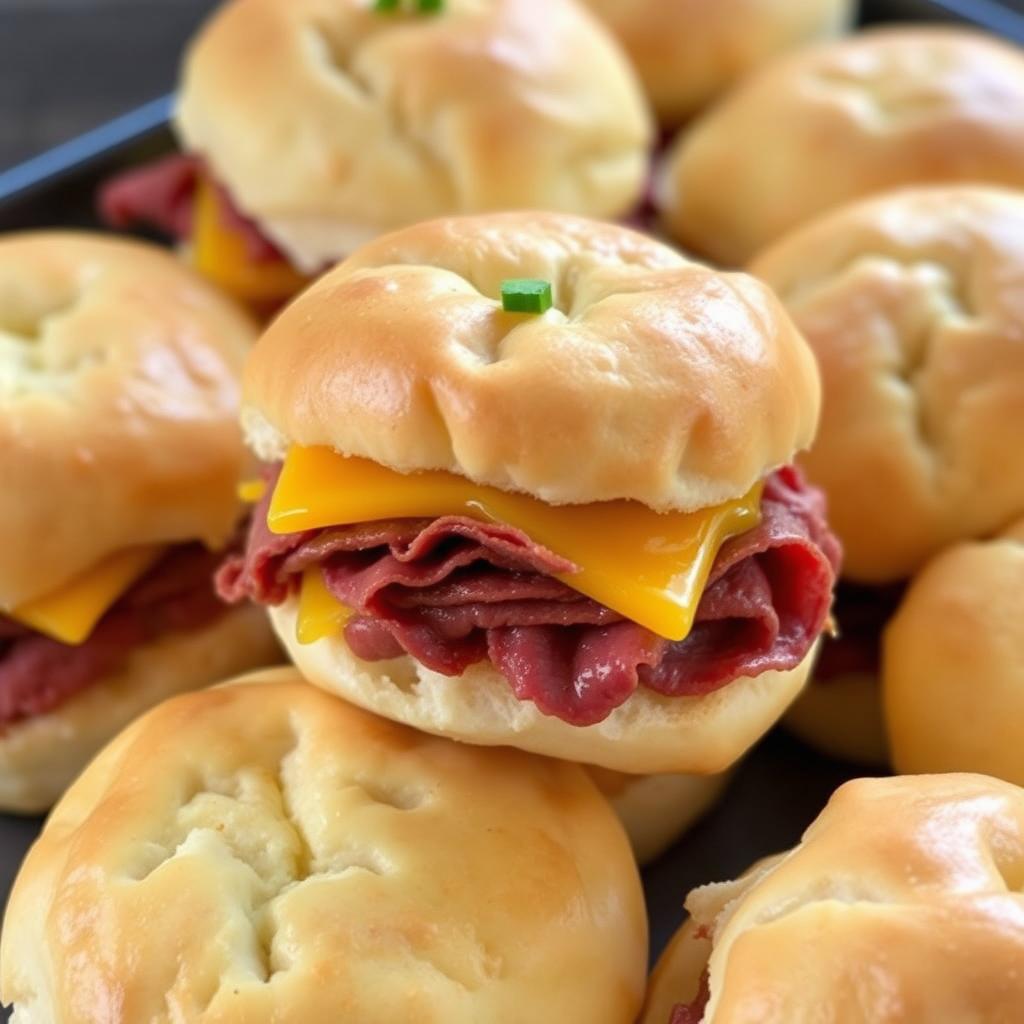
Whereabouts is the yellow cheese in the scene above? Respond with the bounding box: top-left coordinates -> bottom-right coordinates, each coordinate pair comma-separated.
271,446 -> 762,643
238,479 -> 267,504
192,176 -> 308,308
9,545 -> 164,646
296,566 -> 352,645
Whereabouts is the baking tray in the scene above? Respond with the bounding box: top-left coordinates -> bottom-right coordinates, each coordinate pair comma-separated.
0,0 -> 1021,1012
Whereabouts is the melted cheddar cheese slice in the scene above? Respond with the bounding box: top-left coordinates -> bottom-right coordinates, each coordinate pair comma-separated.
296,566 -> 352,646
9,545 -> 163,646
269,446 -> 762,643
192,176 -> 308,308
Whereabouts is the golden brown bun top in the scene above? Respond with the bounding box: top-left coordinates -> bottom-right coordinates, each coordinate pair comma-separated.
883,517 -> 1024,786
0,669 -> 647,1023
244,211 -> 820,511
0,232 -> 255,609
752,185 -> 1024,582
581,0 -> 852,124
647,774 -> 1024,1023
662,27 -> 1024,266
176,0 -> 652,272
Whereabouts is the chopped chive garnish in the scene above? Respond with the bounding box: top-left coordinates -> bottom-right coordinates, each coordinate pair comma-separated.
501,279 -> 553,315
373,0 -> 400,11
417,0 -> 445,10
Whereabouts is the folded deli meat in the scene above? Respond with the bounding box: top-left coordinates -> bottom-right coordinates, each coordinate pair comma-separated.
219,465 -> 840,726
99,155 -> 281,263
0,545 -> 228,726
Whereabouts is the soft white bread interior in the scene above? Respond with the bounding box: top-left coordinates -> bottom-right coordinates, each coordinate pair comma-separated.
581,0 -> 853,124
0,605 -> 281,815
0,231 -> 255,610
270,598 -> 817,774
662,28 -> 1024,266
243,211 -> 821,512
1,669 -> 647,1024
176,0 -> 652,272
884,518 -> 1024,785
752,185 -> 1024,582
643,774 -> 1024,1023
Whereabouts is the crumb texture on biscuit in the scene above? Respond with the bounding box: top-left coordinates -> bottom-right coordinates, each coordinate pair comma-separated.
752,186 -> 1024,581
643,774 -> 1024,1023
1,670 -> 647,1023
663,28 -> 1024,265
0,232 -> 255,609
176,0 -> 652,270
244,212 -> 820,511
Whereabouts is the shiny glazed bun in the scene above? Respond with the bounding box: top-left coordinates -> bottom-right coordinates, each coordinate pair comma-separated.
177,0 -> 652,272
884,519 -> 1024,785
0,232 -> 255,611
752,186 -> 1024,582
243,211 -> 821,512
269,598 -> 817,773
1,669 -> 648,1023
662,28 -> 1024,266
643,774 -> 1024,1023
0,605 -> 281,815
587,767 -> 729,864
582,0 -> 852,124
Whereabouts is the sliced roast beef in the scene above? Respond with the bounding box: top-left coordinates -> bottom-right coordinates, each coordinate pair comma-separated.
669,969 -> 710,1024
98,155 -> 284,263
219,464 -> 840,726
0,543 -> 229,727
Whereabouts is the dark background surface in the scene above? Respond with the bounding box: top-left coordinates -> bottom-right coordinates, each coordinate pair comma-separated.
3,0 -> 1024,171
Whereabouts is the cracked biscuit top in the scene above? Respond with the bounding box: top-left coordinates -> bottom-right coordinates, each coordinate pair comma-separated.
175,0 -> 653,272
660,27 -> 1024,266
0,232 -> 255,610
242,211 -> 820,512
642,774 -> 1024,1024
752,185 -> 1024,582
0,668 -> 647,1024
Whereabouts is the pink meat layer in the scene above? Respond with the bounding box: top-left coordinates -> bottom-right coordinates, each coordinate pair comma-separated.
0,544 -> 229,727
97,154 -> 284,263
218,466 -> 840,726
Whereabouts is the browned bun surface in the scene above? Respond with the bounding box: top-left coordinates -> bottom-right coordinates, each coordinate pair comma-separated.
1,669 -> 648,1023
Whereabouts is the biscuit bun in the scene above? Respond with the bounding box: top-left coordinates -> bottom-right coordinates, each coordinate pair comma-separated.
269,597 -> 817,774
884,518 -> 1024,785
176,0 -> 652,273
662,28 -> 1024,266
0,605 -> 281,815
243,211 -> 820,512
642,774 -> 1024,1023
751,185 -> 1024,582
587,767 -> 729,864
1,669 -> 648,1023
0,232 -> 255,610
783,671 -> 889,766
581,0 -> 852,124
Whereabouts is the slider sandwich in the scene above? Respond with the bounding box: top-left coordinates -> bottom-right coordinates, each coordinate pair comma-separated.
751,186 -> 1024,764
219,212 -> 841,776
1,669 -> 648,1023
99,0 -> 652,312
661,27 -> 1024,266
643,774 -> 1024,1023
0,233 -> 281,812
